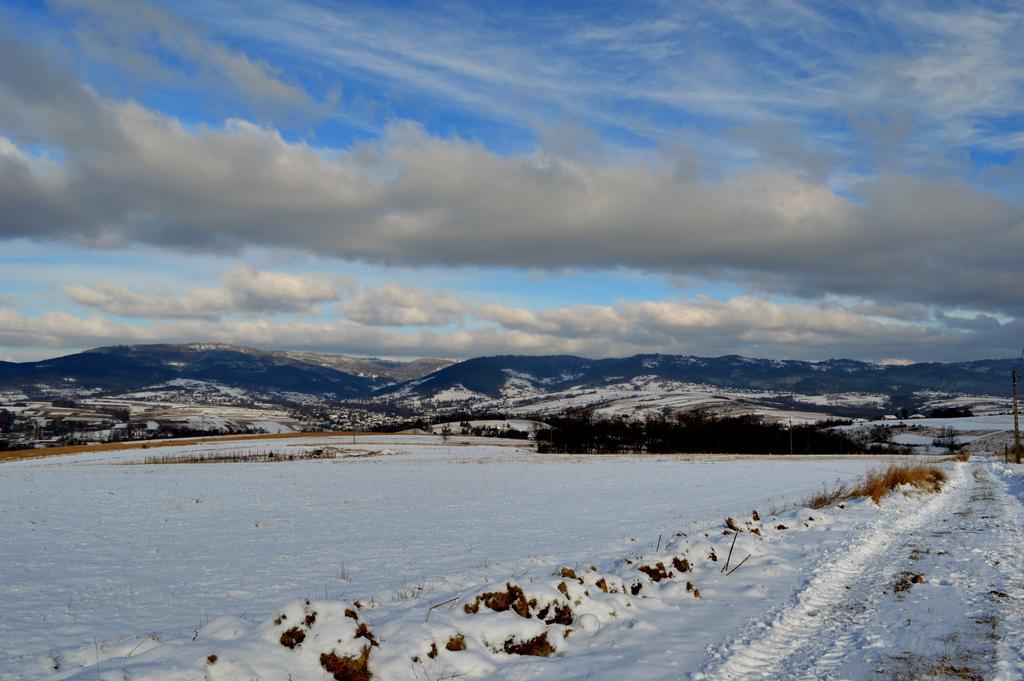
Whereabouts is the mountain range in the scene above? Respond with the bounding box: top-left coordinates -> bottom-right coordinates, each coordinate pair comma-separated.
0,345 -> 1016,412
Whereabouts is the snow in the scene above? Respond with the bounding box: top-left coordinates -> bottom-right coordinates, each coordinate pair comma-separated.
2,437 -> 1022,679
429,385 -> 487,403
853,414 -> 1017,431
430,419 -> 546,434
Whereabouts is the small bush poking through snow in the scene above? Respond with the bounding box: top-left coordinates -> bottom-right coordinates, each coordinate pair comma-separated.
320,646 -> 372,681
463,583 -> 534,618
804,463 -> 948,509
894,571 -> 926,593
638,562 -> 672,582
503,632 -> 555,657
279,626 -> 305,648
445,634 -> 466,651
851,464 -> 946,504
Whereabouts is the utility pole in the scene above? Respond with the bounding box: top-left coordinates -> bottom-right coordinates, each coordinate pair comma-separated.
1014,368 -> 1021,464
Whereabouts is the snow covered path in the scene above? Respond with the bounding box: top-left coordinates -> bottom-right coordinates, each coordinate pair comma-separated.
701,461 -> 1024,680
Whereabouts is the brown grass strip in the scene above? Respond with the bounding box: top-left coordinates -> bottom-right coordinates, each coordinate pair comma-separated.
0,431 -> 381,463
850,463 -> 946,503
803,462 -> 948,508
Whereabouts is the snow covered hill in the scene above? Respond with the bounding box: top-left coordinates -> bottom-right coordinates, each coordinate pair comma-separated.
2,437 -> 1021,679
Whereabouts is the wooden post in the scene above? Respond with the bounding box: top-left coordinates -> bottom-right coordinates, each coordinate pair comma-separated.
789,418 -> 794,456
1014,368 -> 1021,464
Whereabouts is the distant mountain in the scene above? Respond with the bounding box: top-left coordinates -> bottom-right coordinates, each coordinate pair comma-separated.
378,353 -> 1016,401
0,344 -> 450,401
281,352 -> 452,382
0,346 -> 1014,411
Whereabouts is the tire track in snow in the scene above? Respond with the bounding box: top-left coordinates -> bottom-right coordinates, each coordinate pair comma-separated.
987,462 -> 1024,679
697,464 -> 968,680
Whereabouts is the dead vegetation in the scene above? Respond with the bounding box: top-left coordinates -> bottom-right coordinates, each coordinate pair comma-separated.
279,626 -> 306,649
354,622 -> 380,647
463,583 -> 533,618
893,571 -> 926,593
445,634 -> 466,652
463,581 -> 576,628
805,480 -> 850,510
803,463 -> 948,509
852,464 -> 946,503
278,604 -> 319,649
502,632 -> 555,657
141,447 -> 343,464
887,652 -> 983,681
638,562 -> 672,582
0,430 -> 378,463
320,646 -> 372,681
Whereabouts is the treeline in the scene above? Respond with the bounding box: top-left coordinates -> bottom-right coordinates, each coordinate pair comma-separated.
534,410 -> 866,455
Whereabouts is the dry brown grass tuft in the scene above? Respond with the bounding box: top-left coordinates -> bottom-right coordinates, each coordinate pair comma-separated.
539,601 -> 574,625
141,448 -> 341,465
503,632 -> 555,657
0,430 -> 377,463
320,646 -> 372,681
948,451 -> 972,462
463,583 -> 533,619
803,463 -> 947,509
851,464 -> 946,504
894,571 -> 925,593
279,626 -> 305,649
445,634 -> 466,652
805,481 -> 849,510
638,562 -> 672,582
353,622 -> 379,647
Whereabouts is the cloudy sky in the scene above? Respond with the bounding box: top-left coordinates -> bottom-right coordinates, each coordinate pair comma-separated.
1,0 -> 1022,363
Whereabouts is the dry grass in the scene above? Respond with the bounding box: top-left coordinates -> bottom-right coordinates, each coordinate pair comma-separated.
463,583 -> 534,619
502,632 -> 555,657
637,562 -> 672,582
445,634 -> 466,652
141,448 -> 342,465
803,462 -> 948,508
279,626 -> 305,649
850,463 -> 946,503
320,646 -> 372,681
805,480 -> 850,510
948,451 -> 972,462
0,430 -> 378,463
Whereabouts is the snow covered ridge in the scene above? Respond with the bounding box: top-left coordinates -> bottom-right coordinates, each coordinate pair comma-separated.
46,459 -> 984,680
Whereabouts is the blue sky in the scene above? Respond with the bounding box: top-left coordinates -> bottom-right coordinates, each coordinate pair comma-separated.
0,0 -> 1022,362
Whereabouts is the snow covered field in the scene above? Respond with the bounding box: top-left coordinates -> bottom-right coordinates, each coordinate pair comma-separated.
1,435 -> 1021,679
842,414 -> 1021,454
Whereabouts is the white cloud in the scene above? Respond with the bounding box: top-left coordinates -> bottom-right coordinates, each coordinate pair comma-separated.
52,0 -> 331,124
5,290 -> 1019,363
63,267 -> 338,318
340,284 -> 468,326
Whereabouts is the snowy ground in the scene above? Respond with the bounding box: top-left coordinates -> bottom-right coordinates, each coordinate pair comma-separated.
1,436 -> 1021,679
841,414 -> 1021,454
